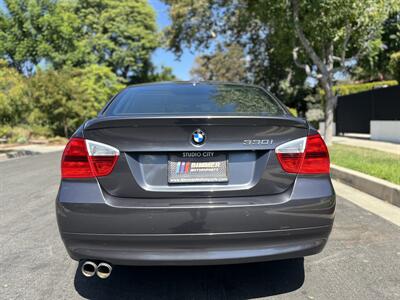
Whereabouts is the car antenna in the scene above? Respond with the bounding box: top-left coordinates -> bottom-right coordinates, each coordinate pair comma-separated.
191,78 -> 200,86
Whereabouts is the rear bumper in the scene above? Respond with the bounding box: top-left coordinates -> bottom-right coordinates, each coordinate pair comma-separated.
56,176 -> 335,266
61,226 -> 331,266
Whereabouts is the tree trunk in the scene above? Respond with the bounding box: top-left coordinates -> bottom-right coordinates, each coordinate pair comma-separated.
321,81 -> 336,146
63,118 -> 69,138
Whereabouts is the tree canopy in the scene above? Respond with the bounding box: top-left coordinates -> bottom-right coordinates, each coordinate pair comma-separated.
0,0 -> 160,83
74,0 -> 160,83
163,0 -> 309,113
163,0 -> 399,144
354,11 -> 400,81
0,0 -> 81,73
190,44 -> 247,82
0,0 -> 169,139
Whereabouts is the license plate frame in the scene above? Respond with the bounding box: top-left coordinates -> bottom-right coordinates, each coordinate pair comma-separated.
168,152 -> 228,183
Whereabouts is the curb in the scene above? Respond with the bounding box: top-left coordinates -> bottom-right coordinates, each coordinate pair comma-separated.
333,180 -> 400,227
331,164 -> 400,207
0,150 -> 40,161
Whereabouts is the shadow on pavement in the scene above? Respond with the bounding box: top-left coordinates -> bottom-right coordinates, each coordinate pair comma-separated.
74,258 -> 305,299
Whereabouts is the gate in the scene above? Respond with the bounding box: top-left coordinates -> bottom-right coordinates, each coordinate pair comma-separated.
335,85 -> 400,134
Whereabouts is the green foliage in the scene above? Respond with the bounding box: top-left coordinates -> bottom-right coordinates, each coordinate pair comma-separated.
70,65 -> 125,121
330,144 -> 400,185
0,125 -> 30,144
1,61 -> 124,139
305,108 -> 324,127
333,80 -> 398,96
0,0 -> 176,141
388,52 -> 400,81
0,124 -> 53,143
162,0 -> 308,110
162,0 -> 398,123
0,60 -> 28,126
75,0 -> 160,83
247,0 -> 399,95
47,136 -> 68,145
252,0 -> 398,145
27,65 -> 123,137
0,0 -> 82,73
0,125 -> 12,138
30,125 -> 53,138
8,126 -> 31,144
354,11 -> 400,81
26,68 -> 78,137
191,44 -> 247,82
147,66 -> 177,82
0,0 -> 160,83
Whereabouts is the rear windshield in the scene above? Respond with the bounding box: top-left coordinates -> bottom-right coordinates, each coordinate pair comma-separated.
105,83 -> 285,116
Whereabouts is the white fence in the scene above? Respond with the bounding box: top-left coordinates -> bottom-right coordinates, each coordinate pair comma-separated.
318,122 -> 336,136
370,121 -> 400,143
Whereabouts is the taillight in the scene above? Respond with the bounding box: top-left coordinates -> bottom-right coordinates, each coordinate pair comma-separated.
300,134 -> 330,174
275,137 -> 307,173
275,133 -> 330,174
61,138 -> 119,179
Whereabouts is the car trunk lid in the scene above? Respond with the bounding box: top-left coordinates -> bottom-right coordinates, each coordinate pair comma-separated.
83,116 -> 308,198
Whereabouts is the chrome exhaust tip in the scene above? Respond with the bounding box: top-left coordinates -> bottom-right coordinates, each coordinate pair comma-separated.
81,261 -> 97,278
96,262 -> 112,279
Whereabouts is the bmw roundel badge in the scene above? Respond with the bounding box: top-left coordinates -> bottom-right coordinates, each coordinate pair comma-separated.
191,129 -> 206,146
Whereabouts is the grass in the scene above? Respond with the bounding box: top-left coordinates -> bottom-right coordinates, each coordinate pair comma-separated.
329,144 -> 400,185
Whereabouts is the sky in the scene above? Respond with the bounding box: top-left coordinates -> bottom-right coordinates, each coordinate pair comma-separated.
149,0 -> 195,80
0,0 -> 196,80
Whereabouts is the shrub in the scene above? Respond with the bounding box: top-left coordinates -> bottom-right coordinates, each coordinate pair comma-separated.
0,126 -> 32,144
30,125 -> 53,139
332,80 -> 398,96
0,125 -> 13,139
0,61 -> 29,126
26,65 -> 124,137
1,63 -> 125,141
48,136 -> 68,145
306,108 -> 324,128
389,52 -> 400,82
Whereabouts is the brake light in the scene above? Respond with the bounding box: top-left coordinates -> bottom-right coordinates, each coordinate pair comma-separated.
61,138 -> 119,179
300,134 -> 330,174
275,134 -> 330,174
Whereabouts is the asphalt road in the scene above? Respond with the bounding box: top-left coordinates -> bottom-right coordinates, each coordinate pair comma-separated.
1,152 -> 399,300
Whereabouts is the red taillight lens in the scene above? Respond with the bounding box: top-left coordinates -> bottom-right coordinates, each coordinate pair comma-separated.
61,138 -> 119,179
276,133 -> 330,174
90,156 -> 118,177
300,134 -> 330,174
62,138 -> 93,178
276,152 -> 304,173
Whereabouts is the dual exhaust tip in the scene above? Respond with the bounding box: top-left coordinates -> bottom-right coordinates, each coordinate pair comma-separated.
81,261 -> 112,279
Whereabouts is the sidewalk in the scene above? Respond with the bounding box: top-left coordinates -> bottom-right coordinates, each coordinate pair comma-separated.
0,143 -> 65,160
333,180 -> 400,227
333,136 -> 400,155
0,143 -> 65,153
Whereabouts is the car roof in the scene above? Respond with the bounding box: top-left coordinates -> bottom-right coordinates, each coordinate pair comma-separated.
125,81 -> 263,89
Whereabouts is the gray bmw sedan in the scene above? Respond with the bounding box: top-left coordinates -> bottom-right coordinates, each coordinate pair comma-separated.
56,82 -> 335,279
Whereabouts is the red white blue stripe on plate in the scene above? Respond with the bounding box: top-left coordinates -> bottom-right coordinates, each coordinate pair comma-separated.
175,162 -> 191,174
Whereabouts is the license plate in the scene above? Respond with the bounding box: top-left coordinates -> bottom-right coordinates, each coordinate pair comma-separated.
168,152 -> 228,183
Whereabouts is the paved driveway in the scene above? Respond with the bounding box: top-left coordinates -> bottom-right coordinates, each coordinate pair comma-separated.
1,152 -> 399,299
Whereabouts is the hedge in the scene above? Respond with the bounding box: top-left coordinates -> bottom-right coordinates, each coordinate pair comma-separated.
333,80 -> 398,96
